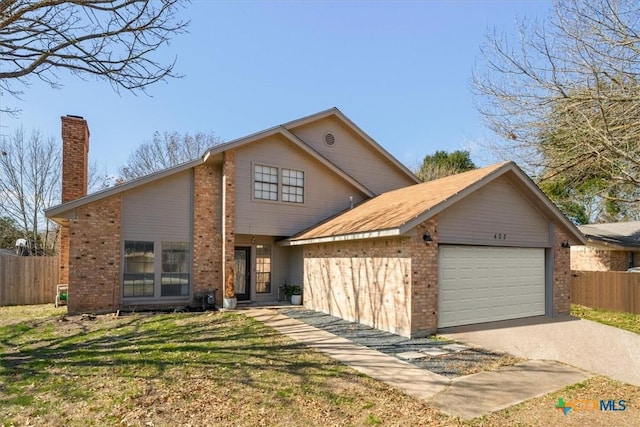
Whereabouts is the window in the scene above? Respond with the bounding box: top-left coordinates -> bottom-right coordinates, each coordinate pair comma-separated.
161,242 -> 190,297
255,244 -> 271,293
282,168 -> 304,203
123,241 -> 154,297
254,164 -> 278,201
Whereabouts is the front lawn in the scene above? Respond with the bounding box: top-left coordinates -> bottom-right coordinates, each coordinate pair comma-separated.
0,305 -> 450,426
571,304 -> 640,335
1,305 -> 639,426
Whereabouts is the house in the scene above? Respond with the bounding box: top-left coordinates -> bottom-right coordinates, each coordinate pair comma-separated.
45,109 -> 585,337
571,222 -> 640,271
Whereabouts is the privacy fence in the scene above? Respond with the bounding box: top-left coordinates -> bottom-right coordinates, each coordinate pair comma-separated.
0,256 -> 59,306
571,270 -> 640,314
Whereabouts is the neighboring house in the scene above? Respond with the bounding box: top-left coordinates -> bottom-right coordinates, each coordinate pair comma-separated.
571,222 -> 640,271
0,249 -> 17,257
45,109 -> 585,337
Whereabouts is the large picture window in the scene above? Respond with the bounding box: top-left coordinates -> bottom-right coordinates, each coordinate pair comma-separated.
254,164 -> 278,201
282,169 -> 304,203
161,242 -> 190,297
123,241 -> 154,297
255,244 -> 271,294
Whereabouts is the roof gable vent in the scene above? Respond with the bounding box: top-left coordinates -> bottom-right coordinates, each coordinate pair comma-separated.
324,132 -> 336,147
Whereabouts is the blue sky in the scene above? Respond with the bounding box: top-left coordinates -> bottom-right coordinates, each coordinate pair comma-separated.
0,0 -> 551,176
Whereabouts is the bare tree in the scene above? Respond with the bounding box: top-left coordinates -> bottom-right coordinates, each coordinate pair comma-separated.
0,128 -> 60,254
0,0 -> 188,114
473,0 -> 640,221
120,131 -> 222,180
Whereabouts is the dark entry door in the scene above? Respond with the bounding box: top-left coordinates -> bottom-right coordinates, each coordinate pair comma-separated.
234,247 -> 251,301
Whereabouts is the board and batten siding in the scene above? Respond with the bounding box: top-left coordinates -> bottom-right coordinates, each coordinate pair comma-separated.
121,170 -> 193,242
438,176 -> 551,247
288,116 -> 416,195
234,134 -> 368,236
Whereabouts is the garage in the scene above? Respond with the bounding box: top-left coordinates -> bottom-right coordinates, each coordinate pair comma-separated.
292,162 -> 584,337
438,245 -> 546,328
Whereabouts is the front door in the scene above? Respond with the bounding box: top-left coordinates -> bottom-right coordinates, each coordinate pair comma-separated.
234,247 -> 251,301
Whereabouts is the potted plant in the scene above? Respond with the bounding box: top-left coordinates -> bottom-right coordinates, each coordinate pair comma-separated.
290,285 -> 302,305
223,267 -> 237,309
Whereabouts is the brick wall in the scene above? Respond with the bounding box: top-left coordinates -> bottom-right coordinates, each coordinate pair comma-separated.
553,229 -> 571,315
304,238 -> 414,337
67,196 -> 121,314
571,246 -> 629,271
409,216 -> 439,337
193,163 -> 223,303
223,151 -> 236,298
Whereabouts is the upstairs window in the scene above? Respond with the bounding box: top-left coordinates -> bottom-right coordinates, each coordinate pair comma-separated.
254,164 -> 278,201
282,168 -> 304,203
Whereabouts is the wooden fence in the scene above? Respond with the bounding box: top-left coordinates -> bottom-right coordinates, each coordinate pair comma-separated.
571,270 -> 640,314
0,256 -> 59,306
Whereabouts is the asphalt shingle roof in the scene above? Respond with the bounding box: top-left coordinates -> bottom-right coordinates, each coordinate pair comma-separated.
290,162 -> 508,242
578,221 -> 640,249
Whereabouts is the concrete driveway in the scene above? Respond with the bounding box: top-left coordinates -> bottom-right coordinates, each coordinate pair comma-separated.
441,315 -> 640,386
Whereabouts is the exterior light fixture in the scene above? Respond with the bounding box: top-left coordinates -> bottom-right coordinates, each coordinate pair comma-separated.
423,233 -> 433,245
561,240 -> 570,248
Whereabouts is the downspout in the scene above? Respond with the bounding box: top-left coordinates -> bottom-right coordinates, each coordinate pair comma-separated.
221,172 -> 227,295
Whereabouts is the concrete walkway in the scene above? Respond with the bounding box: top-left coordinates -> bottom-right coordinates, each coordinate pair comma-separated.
441,315 -> 640,387
244,309 -> 590,420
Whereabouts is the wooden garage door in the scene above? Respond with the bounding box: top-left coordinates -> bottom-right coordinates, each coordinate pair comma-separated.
438,245 -> 545,328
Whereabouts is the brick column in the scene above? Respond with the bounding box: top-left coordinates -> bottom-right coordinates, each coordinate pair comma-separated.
554,228 -> 571,315
222,151 -> 236,298
193,164 -> 222,302
410,216 -> 439,337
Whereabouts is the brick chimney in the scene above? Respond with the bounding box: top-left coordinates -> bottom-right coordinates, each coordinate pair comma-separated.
61,115 -> 90,203
59,115 -> 89,286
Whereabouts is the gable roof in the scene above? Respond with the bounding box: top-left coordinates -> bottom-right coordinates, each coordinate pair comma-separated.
47,108 -> 418,223
285,161 -> 585,246
202,107 -> 420,192
578,222 -> 640,250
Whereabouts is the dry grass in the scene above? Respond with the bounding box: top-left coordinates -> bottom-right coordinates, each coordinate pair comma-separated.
1,305 -> 639,426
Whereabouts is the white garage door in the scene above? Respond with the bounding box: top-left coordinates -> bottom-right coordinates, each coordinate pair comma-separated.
439,245 -> 545,328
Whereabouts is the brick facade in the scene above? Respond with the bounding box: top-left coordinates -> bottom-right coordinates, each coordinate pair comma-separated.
192,163 -> 223,303
303,238 -> 414,337
553,228 -> 571,315
303,215 -> 440,338
570,246 -> 631,271
67,196 -> 121,314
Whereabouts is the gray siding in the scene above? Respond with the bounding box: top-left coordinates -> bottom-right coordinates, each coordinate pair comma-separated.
438,176 -> 551,247
234,134 -> 369,236
122,170 -> 193,241
288,116 -> 416,195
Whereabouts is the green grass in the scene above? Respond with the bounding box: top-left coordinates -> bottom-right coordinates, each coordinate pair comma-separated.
0,306 -> 453,426
571,304 -> 640,334
2,305 -> 639,426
